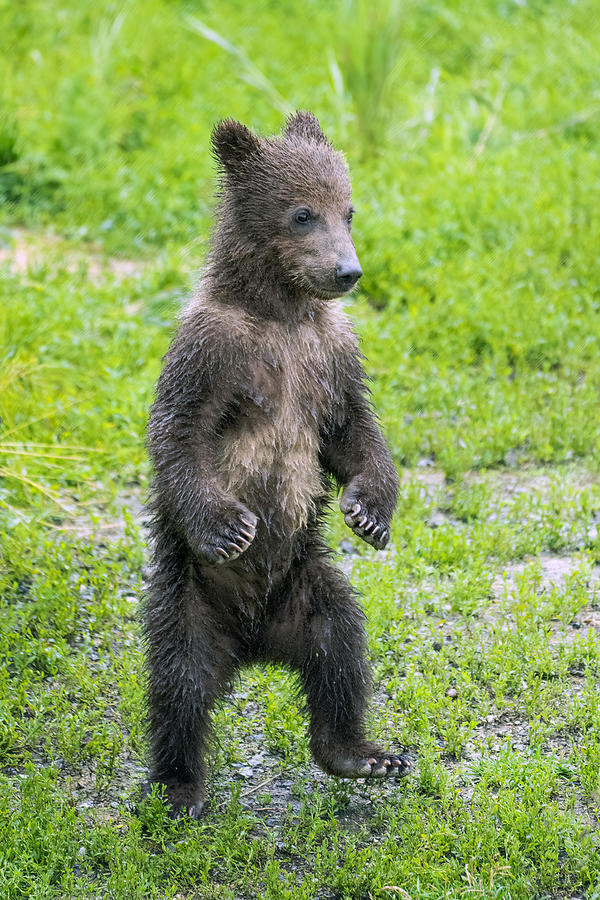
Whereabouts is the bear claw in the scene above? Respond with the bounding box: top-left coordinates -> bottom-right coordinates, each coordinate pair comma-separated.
340,494 -> 390,550
361,753 -> 411,778
136,781 -> 205,821
213,511 -> 258,564
182,803 -> 204,820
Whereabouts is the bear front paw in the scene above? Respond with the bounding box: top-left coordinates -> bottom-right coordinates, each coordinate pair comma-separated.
197,507 -> 258,565
214,510 -> 258,563
340,494 -> 390,550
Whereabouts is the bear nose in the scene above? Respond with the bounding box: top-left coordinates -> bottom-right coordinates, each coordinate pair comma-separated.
335,261 -> 363,289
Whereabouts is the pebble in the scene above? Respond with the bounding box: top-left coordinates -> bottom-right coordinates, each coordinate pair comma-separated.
429,511 -> 446,529
338,539 -> 357,555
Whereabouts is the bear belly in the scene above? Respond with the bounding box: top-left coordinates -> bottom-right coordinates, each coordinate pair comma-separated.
218,405 -> 324,535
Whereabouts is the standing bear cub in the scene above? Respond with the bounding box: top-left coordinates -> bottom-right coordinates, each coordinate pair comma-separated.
145,111 -> 410,818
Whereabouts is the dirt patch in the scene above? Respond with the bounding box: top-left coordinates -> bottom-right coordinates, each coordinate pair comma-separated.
491,555 -> 600,639
402,463 -> 599,494
483,466 -> 599,495
0,226 -> 147,282
401,464 -> 446,489
46,487 -> 148,543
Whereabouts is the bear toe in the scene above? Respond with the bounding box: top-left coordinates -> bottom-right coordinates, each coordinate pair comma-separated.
314,744 -> 412,780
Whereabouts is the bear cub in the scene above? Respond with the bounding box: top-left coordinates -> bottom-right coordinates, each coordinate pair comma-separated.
145,111 -> 410,818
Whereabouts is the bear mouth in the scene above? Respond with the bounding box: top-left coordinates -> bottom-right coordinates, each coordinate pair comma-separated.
305,279 -> 357,301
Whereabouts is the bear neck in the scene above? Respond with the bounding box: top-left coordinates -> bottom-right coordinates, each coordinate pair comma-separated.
206,212 -> 322,324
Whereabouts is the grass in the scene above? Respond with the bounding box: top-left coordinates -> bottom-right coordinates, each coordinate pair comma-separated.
1,0 -> 600,897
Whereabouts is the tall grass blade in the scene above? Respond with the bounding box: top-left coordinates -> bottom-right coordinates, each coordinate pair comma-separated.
185,17 -> 293,116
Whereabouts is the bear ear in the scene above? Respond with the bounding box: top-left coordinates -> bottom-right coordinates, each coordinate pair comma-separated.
211,119 -> 261,169
283,110 -> 331,146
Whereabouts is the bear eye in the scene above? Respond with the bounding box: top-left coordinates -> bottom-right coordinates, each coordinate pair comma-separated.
346,207 -> 355,226
293,208 -> 312,225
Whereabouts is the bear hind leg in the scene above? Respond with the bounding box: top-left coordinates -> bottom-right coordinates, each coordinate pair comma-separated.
262,556 -> 411,779
144,541 -> 242,818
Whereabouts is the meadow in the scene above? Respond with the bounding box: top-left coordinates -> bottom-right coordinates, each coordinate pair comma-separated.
1,0 -> 600,897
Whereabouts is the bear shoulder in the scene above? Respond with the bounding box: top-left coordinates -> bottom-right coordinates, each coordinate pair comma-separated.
180,290 -> 255,348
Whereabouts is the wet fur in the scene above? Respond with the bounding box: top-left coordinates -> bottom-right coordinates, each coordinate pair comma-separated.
144,112 -> 404,817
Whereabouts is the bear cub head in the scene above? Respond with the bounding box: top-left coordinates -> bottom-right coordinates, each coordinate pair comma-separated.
211,111 -> 362,302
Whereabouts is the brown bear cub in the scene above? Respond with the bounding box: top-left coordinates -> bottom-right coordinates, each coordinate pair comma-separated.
145,111 -> 410,818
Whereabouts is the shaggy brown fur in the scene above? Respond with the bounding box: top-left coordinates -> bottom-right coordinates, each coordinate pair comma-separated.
144,111 -> 410,818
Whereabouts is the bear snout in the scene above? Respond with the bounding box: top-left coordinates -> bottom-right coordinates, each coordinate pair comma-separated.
334,260 -> 363,291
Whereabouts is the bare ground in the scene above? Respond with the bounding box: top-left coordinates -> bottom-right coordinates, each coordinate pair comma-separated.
0,226 -> 148,282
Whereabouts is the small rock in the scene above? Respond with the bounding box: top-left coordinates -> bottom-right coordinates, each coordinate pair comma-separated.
445,687 -> 458,699
248,752 -> 266,767
238,766 -> 254,779
428,511 -> 446,529
338,539 -> 356,555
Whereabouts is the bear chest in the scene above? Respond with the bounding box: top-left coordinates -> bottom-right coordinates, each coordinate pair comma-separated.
217,322 -> 341,531
231,320 -> 339,442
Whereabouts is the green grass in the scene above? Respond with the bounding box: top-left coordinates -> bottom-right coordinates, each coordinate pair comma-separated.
2,0 -> 600,897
